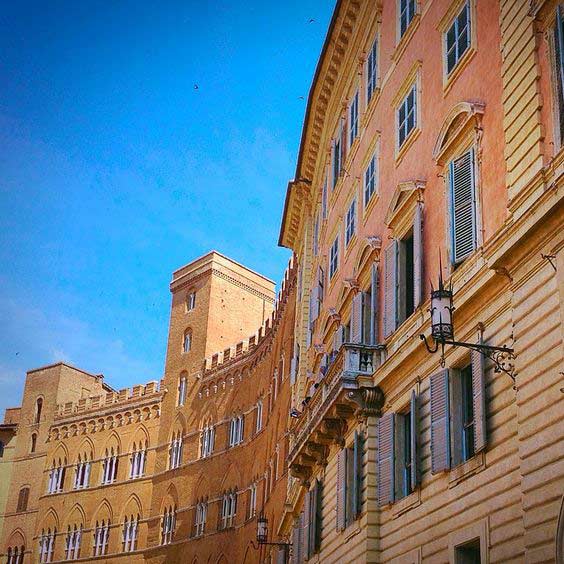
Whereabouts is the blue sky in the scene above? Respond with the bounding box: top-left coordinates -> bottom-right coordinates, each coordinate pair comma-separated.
0,1 -> 333,413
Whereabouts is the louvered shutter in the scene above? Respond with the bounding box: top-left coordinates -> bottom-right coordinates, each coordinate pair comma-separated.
292,514 -> 304,564
410,390 -> 419,490
471,349 -> 487,453
322,179 -> 328,219
290,357 -> 297,385
413,202 -> 423,308
340,117 -> 347,167
430,370 -> 451,473
383,241 -> 398,337
350,292 -> 363,344
314,480 -> 322,553
370,263 -> 379,344
450,149 -> 477,264
351,431 -> 362,519
336,448 -> 347,531
310,286 -> 319,323
333,325 -> 343,353
377,414 -> 395,506
303,490 -> 311,558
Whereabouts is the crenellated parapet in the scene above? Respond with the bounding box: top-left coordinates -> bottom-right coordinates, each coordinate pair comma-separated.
53,380 -> 163,423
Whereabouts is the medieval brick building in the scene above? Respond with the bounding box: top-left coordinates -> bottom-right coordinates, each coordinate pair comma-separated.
1,1 -> 564,563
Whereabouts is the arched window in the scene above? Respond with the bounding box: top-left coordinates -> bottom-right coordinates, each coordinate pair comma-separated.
183,330 -> 192,353
186,291 -> 196,311
6,544 -> 25,564
30,433 -> 37,453
35,398 -> 43,424
16,487 -> 29,512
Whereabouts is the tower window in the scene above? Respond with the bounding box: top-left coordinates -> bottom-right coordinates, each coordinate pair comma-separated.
183,330 -> 192,353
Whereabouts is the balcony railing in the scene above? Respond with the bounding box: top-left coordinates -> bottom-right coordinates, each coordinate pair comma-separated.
288,343 -> 385,482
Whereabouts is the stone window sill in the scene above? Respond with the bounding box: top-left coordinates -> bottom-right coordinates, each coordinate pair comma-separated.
392,489 -> 421,518
448,451 -> 485,487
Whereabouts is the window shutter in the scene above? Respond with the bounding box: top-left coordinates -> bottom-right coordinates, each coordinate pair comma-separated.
351,431 -> 362,519
336,448 -> 347,531
333,325 -> 344,352
410,390 -> 419,490
413,202 -> 423,308
350,292 -> 363,344
370,263 -> 379,344
556,6 -> 564,142
277,547 -> 287,564
430,370 -> 451,473
377,413 -> 395,506
383,241 -> 398,338
471,349 -> 487,453
310,286 -> 320,323
340,117 -> 347,167
314,479 -> 322,553
303,490 -> 311,559
290,356 -> 297,385
292,517 -> 302,564
322,179 -> 328,220
450,149 -> 477,264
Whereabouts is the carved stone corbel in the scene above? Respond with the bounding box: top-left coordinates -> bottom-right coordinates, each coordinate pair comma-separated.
344,386 -> 385,418
321,417 -> 347,447
289,463 -> 312,487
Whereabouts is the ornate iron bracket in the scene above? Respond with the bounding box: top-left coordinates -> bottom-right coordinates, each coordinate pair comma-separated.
420,334 -> 516,382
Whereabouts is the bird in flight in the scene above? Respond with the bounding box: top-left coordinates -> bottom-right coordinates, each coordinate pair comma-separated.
194,84 -> 199,90
308,18 -> 315,23
298,96 -> 305,100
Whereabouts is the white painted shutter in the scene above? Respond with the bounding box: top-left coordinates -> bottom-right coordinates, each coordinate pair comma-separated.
430,370 -> 451,473
383,241 -> 398,338
350,292 -> 363,344
370,263 -> 379,344
336,448 -> 347,531
471,349 -> 487,453
377,414 -> 395,506
413,202 -> 423,308
450,149 -> 477,264
410,390 -> 419,490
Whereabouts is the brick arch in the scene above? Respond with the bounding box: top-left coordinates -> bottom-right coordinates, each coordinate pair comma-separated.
76,437 -> 95,461
91,499 -> 113,526
6,528 -> 25,548
161,483 -> 179,511
40,508 -> 60,531
171,412 -> 187,436
51,442 -> 69,464
219,463 -> 241,491
103,430 -> 121,454
64,503 -> 86,527
121,493 -> 142,520
193,472 -> 210,503
129,423 -> 150,450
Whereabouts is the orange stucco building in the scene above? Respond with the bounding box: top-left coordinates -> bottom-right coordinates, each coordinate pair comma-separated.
2,1 -> 564,563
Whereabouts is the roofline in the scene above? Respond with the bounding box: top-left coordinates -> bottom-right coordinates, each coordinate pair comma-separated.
27,361 -> 103,378
172,250 -> 275,285
278,0 -> 342,248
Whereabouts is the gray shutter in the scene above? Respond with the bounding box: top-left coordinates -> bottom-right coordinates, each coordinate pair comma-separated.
290,357 -> 297,385
308,484 -> 319,557
292,514 -> 304,564
322,179 -> 328,219
383,241 -> 398,338
303,490 -> 311,559
336,448 -> 347,531
450,149 -> 477,264
352,431 -> 362,519
413,202 -> 423,308
310,286 -> 319,322
471,349 -> 487,453
377,414 -> 395,506
430,370 -> 451,474
370,263 -> 379,344
410,390 -> 419,490
350,293 -> 363,344
333,325 -> 343,352
314,480 -> 322,553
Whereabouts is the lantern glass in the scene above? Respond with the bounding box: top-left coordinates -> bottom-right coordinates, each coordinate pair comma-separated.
430,289 -> 453,341
257,515 -> 268,544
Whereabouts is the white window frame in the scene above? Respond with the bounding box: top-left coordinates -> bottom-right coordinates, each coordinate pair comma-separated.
397,84 -> 417,149
349,91 -> 359,147
398,0 -> 417,40
256,400 -> 263,433
329,234 -> 339,279
345,199 -> 357,246
366,35 -> 379,104
444,1 -> 471,76
177,376 -> 187,406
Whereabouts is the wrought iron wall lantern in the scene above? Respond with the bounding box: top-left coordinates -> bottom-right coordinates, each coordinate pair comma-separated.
251,513 -> 291,557
419,271 -> 517,382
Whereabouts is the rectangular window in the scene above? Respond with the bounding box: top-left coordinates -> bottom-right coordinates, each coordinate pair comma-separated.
349,91 -> 359,147
336,432 -> 363,530
364,151 -> 377,206
345,199 -> 356,246
553,6 -> 564,145
449,149 -> 477,264
455,538 -> 481,563
366,36 -> 378,103
397,231 -> 415,324
399,0 -> 416,38
255,401 -> 263,433
445,1 -> 471,75
329,235 -> 339,279
332,133 -> 342,189
194,502 -> 207,537
304,480 -> 322,558
397,84 -> 417,148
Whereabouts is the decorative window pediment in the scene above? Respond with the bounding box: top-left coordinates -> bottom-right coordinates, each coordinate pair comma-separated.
385,180 -> 425,237
433,101 -> 484,165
